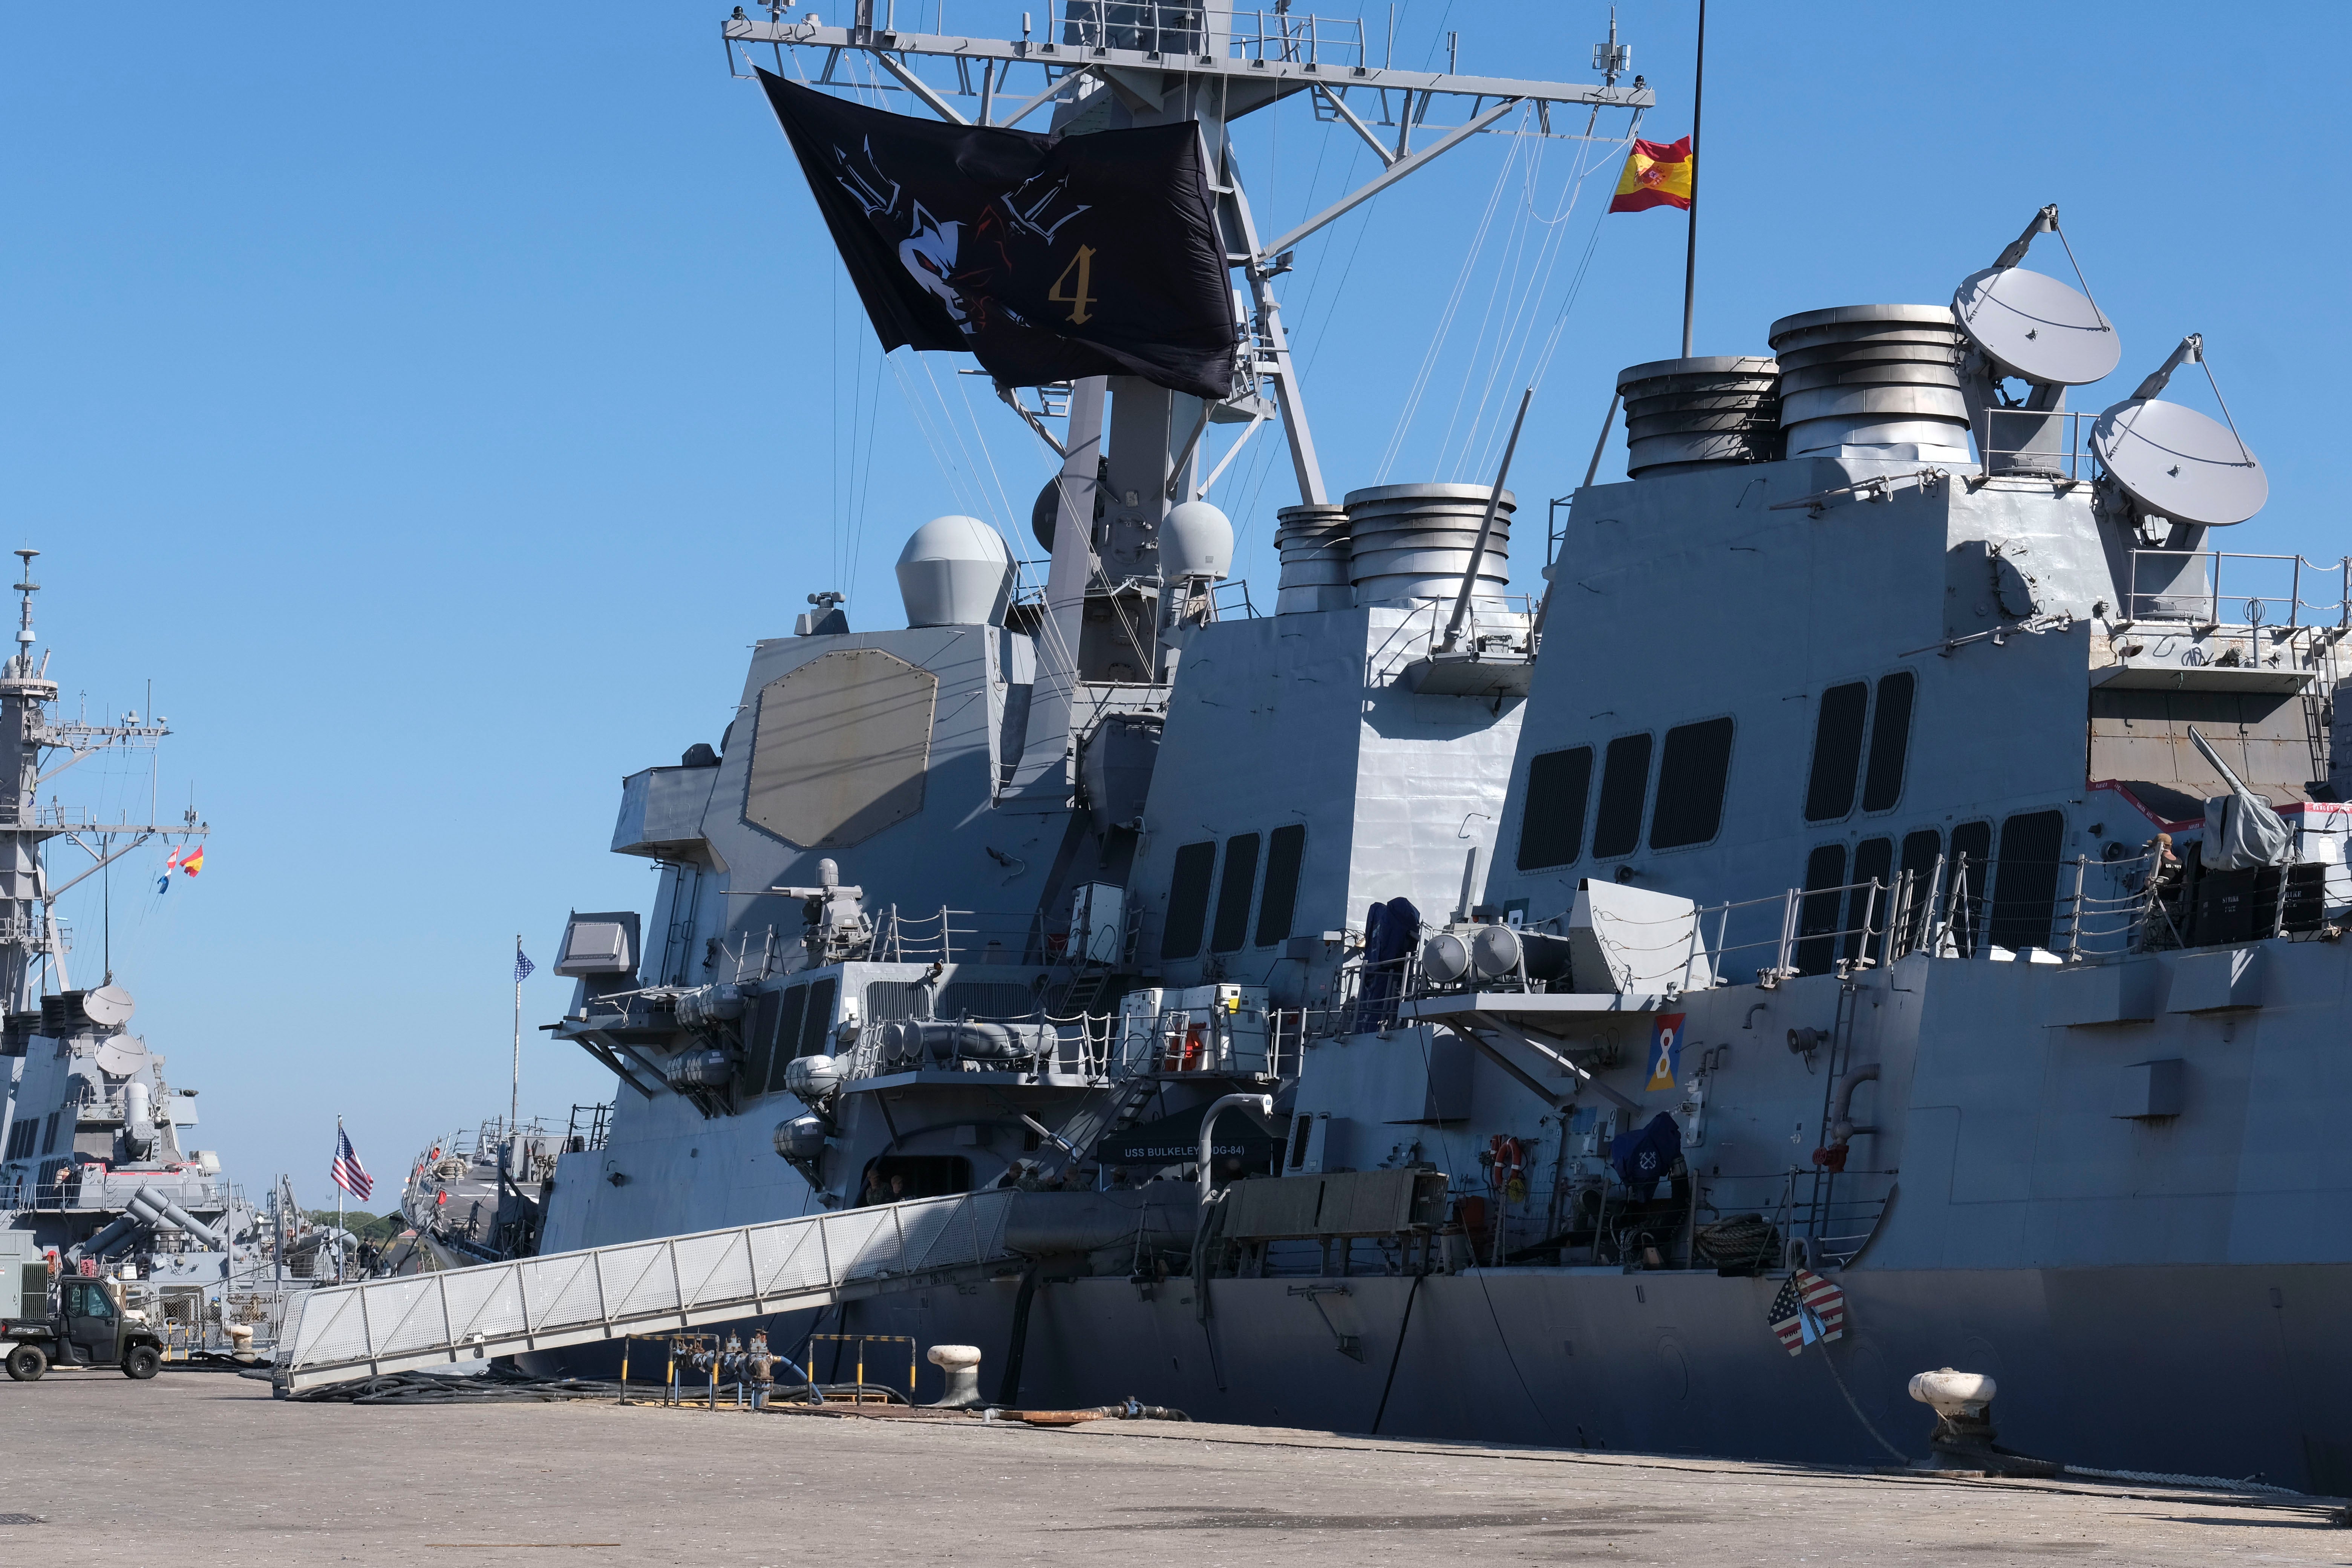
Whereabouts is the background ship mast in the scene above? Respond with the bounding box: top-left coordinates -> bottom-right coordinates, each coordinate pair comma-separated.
0,549 -> 205,1012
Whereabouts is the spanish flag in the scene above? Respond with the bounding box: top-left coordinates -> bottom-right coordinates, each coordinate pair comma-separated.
180,845 -> 205,877
1609,136 -> 1694,213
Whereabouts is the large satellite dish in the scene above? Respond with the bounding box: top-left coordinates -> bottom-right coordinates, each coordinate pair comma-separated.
1954,265 -> 2119,387
94,1034 -> 150,1077
2092,400 -> 2266,527
83,985 -> 136,1029
2092,334 -> 2267,527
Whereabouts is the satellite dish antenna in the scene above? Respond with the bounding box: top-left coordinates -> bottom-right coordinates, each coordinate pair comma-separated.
93,1034 -> 150,1077
83,985 -> 136,1029
1953,206 -> 2120,387
2092,334 -> 2267,528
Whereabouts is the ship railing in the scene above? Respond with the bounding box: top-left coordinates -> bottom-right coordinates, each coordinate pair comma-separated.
1362,596 -> 1539,686
1970,406 -> 2099,485
1057,3 -> 1372,71
1668,851 -> 2165,988
1210,578 -> 1260,620
874,906 -> 1041,964
2118,549 -> 2351,633
1331,951 -> 1420,1033
276,1188 -> 1023,1392
1105,999 -> 1300,1082
565,1102 -> 611,1154
1689,1169 -> 1897,1274
835,1012 -> 1119,1083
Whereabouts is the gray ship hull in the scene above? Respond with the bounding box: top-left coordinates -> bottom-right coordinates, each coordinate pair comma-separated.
715,1260 -> 2347,1490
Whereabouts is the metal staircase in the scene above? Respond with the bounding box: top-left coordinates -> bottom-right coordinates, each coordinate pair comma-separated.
275,1188 -> 1017,1392
1037,1076 -> 1160,1179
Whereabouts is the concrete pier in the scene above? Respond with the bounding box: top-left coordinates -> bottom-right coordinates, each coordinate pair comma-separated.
1,1372 -> 2341,1565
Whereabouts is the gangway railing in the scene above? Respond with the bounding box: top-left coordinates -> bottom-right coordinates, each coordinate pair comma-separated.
275,1189 -> 1018,1393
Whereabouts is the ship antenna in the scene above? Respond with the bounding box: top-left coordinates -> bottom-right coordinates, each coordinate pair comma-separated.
11,548 -> 38,678
1681,0 -> 1707,357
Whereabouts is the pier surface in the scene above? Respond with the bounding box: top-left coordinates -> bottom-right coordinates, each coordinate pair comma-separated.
2,1371 -> 2342,1565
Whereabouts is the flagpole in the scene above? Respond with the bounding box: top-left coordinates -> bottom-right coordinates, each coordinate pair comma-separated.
511,934 -> 523,1174
1680,0 -> 1707,358
335,1115 -> 346,1285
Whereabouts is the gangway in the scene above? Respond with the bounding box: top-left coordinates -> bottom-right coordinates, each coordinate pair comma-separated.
274,1189 -> 1017,1392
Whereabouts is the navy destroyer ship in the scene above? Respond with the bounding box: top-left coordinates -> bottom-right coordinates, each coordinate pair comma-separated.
0,553 -> 326,1362
284,3 -> 2352,1489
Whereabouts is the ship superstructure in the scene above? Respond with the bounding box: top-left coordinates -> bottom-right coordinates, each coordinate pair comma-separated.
479,2 -> 2352,1488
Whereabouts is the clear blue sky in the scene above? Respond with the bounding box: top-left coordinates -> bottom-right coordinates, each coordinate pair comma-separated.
3,2 -> 2343,1207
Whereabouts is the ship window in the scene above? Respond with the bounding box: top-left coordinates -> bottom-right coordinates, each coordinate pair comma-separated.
4,1119 -> 31,1160
1211,833 -> 1262,954
1990,810 -> 2067,954
1796,844 -> 1847,976
743,988 -> 784,1098
1949,821 -> 1993,956
1161,841 -> 1218,960
1256,824 -> 1307,947
796,976 -> 839,1058
1517,747 -> 1594,870
764,986 -> 809,1092
1804,682 -> 1870,821
1650,717 -> 1736,850
1590,733 -> 1654,860
41,1111 -> 59,1156
1845,838 -> 1894,963
1898,829 -> 1942,949
1860,672 -> 1916,812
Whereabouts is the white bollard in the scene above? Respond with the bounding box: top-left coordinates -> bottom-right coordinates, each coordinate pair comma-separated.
926,1344 -> 985,1408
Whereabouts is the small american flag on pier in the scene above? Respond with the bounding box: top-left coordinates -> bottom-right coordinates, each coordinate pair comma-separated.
330,1125 -> 374,1202
1768,1269 -> 1847,1355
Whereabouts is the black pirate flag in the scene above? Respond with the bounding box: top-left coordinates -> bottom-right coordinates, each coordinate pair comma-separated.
757,71 -> 1237,400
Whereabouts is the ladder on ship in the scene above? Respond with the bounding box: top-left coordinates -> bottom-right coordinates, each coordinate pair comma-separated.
274,1189 -> 1018,1392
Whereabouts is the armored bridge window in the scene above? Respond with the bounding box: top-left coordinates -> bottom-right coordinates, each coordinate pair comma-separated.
743,987 -> 786,1097
1948,820 -> 1993,955
1256,824 -> 1307,947
1591,733 -> 1654,860
1517,746 -> 1594,871
1650,717 -> 1736,850
1796,844 -> 1846,975
752,985 -> 810,1094
1211,832 -> 1262,954
1845,838 -> 1894,963
1805,682 -> 1870,821
796,976 -> 839,1058
1899,829 -> 1942,949
1860,672 -> 1916,812
1162,841 -> 1218,959
1989,810 -> 2067,953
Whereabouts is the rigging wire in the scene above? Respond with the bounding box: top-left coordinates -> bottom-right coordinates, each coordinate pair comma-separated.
1455,115 -> 1631,481
1372,127 -> 1521,484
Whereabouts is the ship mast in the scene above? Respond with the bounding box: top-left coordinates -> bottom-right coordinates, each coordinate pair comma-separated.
0,549 -> 206,1012
726,4 -> 1652,799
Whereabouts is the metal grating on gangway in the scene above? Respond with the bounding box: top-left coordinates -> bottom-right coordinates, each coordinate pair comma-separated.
275,1189 -> 1018,1392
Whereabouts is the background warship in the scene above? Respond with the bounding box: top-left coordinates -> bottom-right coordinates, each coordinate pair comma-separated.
280,1 -> 2352,1491
0,553 -> 341,1359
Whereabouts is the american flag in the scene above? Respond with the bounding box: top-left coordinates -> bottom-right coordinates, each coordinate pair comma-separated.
514,948 -> 535,983
330,1126 -> 374,1201
1767,1268 -> 1847,1356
